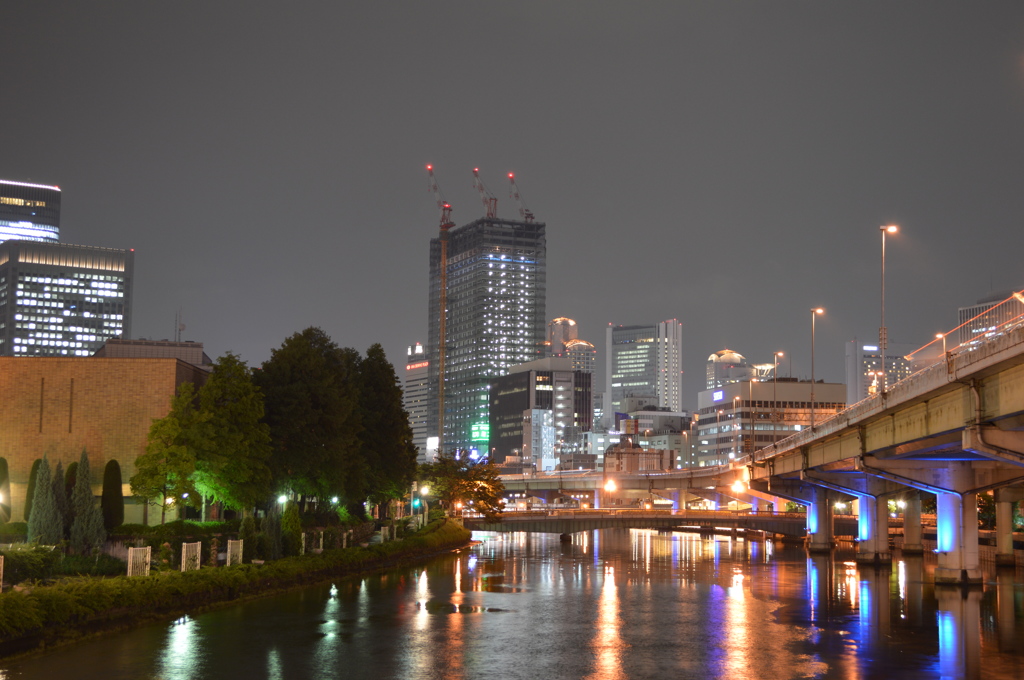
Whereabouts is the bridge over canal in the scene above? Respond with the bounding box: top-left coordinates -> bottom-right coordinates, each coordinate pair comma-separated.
464,508 -> 859,539
498,322 -> 1024,583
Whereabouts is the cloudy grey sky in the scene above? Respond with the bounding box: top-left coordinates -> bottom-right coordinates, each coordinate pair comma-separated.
3,2 -> 1023,404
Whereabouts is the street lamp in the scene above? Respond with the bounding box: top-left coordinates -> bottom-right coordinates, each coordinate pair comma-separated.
880,225 -> 898,392
810,307 -> 825,428
419,485 -> 430,520
936,332 -> 946,358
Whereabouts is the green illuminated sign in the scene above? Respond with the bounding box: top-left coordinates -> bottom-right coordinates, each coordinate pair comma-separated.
470,421 -> 490,442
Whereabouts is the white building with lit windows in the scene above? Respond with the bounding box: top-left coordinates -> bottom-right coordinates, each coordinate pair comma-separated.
844,340 -> 916,405
695,378 -> 845,466
404,342 -> 431,463
0,240 -> 134,357
605,320 -> 683,423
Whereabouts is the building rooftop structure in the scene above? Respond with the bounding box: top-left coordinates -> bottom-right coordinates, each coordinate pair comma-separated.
0,179 -> 61,245
93,338 -> 212,369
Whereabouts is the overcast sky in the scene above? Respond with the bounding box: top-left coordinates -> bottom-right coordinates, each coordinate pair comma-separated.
3,2 -> 1023,405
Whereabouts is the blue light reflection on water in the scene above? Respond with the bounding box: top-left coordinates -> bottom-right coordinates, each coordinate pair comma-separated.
1,531 -> 1023,679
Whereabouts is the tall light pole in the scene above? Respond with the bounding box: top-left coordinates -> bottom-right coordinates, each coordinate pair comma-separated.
936,332 -> 946,358
810,307 -> 825,429
773,351 -> 783,445
717,409 -> 724,464
732,396 -> 740,460
879,225 -> 898,392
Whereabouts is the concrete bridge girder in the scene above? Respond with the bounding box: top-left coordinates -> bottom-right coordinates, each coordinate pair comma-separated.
861,456 -> 1024,496
963,426 -> 1024,467
798,470 -> 899,563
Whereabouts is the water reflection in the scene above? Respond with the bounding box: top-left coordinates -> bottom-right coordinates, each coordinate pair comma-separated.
1,530 -> 1023,680
587,566 -> 625,680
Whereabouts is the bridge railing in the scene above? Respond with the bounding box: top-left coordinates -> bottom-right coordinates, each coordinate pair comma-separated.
743,323 -> 1024,466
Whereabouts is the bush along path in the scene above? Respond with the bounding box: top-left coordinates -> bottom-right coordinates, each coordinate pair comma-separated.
0,519 -> 471,658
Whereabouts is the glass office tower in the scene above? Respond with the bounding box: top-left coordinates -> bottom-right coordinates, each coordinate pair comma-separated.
427,217 -> 547,454
0,179 -> 61,244
0,240 -> 134,356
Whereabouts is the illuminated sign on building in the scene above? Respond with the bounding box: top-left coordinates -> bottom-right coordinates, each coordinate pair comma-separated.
470,421 -> 490,442
712,390 -> 724,402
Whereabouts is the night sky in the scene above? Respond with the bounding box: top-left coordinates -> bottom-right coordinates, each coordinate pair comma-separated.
3,3 -> 1024,406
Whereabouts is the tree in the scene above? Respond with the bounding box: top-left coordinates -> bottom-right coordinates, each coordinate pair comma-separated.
130,382 -> 205,523
420,451 -> 505,522
70,450 -> 107,554
52,460 -> 71,538
255,328 -> 364,508
239,515 -> 257,563
281,501 -> 302,556
24,459 -> 41,522
260,503 -> 283,560
192,353 -> 273,511
27,456 -> 63,545
64,461 -> 78,505
359,344 -> 418,508
101,460 -> 125,530
0,457 -> 11,523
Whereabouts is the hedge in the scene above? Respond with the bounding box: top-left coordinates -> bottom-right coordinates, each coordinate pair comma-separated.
0,519 -> 470,656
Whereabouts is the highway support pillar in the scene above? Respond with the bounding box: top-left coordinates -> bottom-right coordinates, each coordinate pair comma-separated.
855,493 -> 892,565
934,464 -> 982,584
994,486 -> 1024,567
806,487 -> 833,553
901,494 -> 924,555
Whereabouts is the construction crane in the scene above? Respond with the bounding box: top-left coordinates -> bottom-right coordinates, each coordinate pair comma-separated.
426,164 -> 454,451
507,172 -> 535,222
472,168 -> 498,218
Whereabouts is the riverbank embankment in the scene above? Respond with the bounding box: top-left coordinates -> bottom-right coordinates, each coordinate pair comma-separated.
0,519 -> 471,659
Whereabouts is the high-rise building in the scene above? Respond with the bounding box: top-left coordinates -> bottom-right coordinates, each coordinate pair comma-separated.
605,320 -> 683,421
844,340 -> 916,405
0,240 -> 134,357
695,379 -> 846,466
957,290 -> 1024,347
403,342 -> 431,463
427,217 -> 546,453
488,357 -> 592,466
0,180 -> 61,245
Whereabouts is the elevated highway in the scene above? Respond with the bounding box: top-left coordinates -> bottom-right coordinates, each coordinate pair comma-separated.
499,323 -> 1024,583
465,508 -> 858,539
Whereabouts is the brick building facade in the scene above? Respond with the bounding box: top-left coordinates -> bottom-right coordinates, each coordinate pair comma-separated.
0,357 -> 207,523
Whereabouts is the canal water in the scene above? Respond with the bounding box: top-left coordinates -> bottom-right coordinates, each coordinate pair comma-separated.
1,529 -> 1023,680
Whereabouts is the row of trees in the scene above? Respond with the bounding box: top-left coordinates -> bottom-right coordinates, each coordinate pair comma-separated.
25,451 -> 109,553
130,328 -> 418,521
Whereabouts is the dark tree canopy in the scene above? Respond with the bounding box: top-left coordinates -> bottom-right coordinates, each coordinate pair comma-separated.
101,459 -> 124,531
52,460 -> 71,537
360,343 -> 418,506
256,327 -> 364,506
24,459 -> 41,523
192,353 -> 273,510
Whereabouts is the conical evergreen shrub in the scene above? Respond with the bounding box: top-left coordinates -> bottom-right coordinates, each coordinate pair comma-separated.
70,450 -> 107,554
27,456 -> 63,545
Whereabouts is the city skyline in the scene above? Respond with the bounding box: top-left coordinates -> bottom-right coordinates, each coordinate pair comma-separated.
2,4 -> 1024,404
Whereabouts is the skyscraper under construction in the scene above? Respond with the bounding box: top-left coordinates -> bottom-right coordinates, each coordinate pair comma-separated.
427,216 -> 547,456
